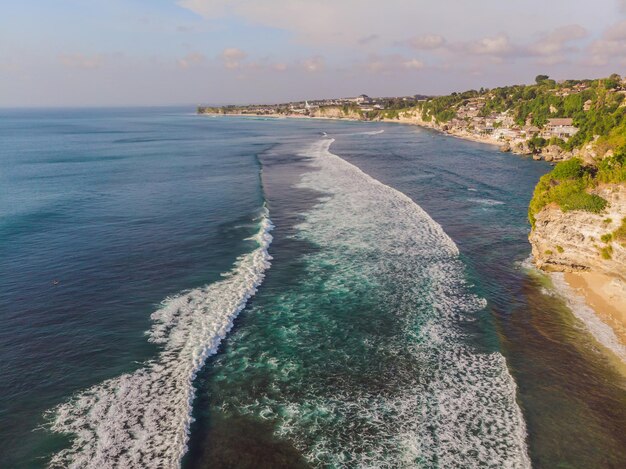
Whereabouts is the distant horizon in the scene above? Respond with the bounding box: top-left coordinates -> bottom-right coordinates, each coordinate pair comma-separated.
1,70 -> 622,109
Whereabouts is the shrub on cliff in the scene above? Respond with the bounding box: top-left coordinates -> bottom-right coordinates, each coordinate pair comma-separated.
614,218 -> 626,246
597,149 -> 626,183
528,158 -> 608,227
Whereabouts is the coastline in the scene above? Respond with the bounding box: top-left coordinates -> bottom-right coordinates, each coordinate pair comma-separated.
199,111 -> 504,149
551,271 -> 626,368
564,271 -> 626,346
201,111 -> 626,369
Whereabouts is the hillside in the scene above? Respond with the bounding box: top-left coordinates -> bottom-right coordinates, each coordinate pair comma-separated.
414,74 -> 626,160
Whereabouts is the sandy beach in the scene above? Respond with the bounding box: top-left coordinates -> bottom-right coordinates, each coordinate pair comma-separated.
547,270 -> 626,375
564,271 -> 626,346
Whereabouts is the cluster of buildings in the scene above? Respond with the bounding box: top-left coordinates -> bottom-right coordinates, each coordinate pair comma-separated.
289,94 -> 395,114
442,97 -> 580,147
209,94 -> 430,117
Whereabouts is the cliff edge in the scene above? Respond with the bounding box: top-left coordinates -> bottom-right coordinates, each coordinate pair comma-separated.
529,183 -> 626,282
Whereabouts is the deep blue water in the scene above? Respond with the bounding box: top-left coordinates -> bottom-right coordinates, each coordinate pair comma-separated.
1,109 -> 625,468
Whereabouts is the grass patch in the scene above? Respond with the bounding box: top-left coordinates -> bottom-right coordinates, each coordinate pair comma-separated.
556,245 -> 564,253
600,233 -> 613,243
614,218 -> 626,246
600,245 -> 613,260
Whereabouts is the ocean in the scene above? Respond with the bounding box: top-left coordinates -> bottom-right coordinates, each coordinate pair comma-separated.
0,108 -> 624,468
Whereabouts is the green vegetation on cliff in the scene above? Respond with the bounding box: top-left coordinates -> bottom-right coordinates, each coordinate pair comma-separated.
528,149 -> 626,226
417,90 -> 479,123
416,74 -> 626,154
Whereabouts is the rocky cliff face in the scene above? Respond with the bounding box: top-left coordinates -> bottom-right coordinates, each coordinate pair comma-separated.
310,107 -> 362,120
529,184 -> 626,282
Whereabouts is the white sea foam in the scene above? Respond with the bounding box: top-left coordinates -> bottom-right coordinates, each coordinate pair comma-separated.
47,209 -> 274,468
261,138 -> 531,468
360,129 -> 385,135
550,272 -> 626,363
468,197 -> 505,206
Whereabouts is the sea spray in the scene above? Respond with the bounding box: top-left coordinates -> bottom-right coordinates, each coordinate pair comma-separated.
47,208 -> 273,468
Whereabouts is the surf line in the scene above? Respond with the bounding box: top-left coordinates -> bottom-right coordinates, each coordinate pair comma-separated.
47,206 -> 274,468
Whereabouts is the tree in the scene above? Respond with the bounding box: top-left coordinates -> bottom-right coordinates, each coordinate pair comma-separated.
535,74 -> 549,84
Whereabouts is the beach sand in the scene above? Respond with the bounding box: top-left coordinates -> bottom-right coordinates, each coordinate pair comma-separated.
564,271 -> 626,347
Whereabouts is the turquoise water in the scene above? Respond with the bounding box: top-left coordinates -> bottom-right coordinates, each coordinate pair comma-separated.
1,110 -> 624,468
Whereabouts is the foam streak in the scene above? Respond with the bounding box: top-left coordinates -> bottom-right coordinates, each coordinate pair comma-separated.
47,209 -> 273,468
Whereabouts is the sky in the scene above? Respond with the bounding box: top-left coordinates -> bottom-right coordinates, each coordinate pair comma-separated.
1,0 -> 626,107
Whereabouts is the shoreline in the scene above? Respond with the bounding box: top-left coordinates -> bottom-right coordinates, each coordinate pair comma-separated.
564,271 -> 626,345
551,271 -> 626,368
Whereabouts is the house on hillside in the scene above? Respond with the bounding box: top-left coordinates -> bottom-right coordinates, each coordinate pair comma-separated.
523,125 -> 540,137
545,118 -> 578,139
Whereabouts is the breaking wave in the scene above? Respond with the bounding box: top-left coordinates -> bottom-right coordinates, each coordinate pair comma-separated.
47,208 -> 273,468
247,138 -> 531,467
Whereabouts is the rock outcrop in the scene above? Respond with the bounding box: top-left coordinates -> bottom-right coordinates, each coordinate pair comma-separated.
529,184 -> 626,282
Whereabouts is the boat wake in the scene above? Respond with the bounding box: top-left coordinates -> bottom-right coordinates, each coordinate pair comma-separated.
47,209 -> 273,468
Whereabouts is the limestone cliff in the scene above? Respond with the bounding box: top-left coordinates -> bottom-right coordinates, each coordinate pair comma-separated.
309,107 -> 363,120
529,184 -> 626,282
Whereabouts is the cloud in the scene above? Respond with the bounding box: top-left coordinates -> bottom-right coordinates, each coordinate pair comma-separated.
605,19 -> 626,40
403,58 -> 424,69
301,56 -> 324,72
528,24 -> 588,57
271,62 -> 288,72
220,47 -> 247,69
58,53 -> 103,70
526,24 -> 587,63
466,33 -> 515,56
176,0 -> 432,45
407,34 -> 446,50
588,20 -> 626,65
361,54 -> 425,74
404,25 -> 587,66
177,52 -> 206,68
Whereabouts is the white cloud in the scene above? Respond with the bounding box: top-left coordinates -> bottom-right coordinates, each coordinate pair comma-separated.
177,52 -> 206,68
407,34 -> 446,50
466,34 -> 514,56
403,58 -> 424,69
58,53 -> 103,70
404,25 -> 587,66
220,47 -> 247,69
301,56 -> 324,72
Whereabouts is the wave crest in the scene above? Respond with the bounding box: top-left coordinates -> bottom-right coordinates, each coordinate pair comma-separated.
47,209 -> 273,468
